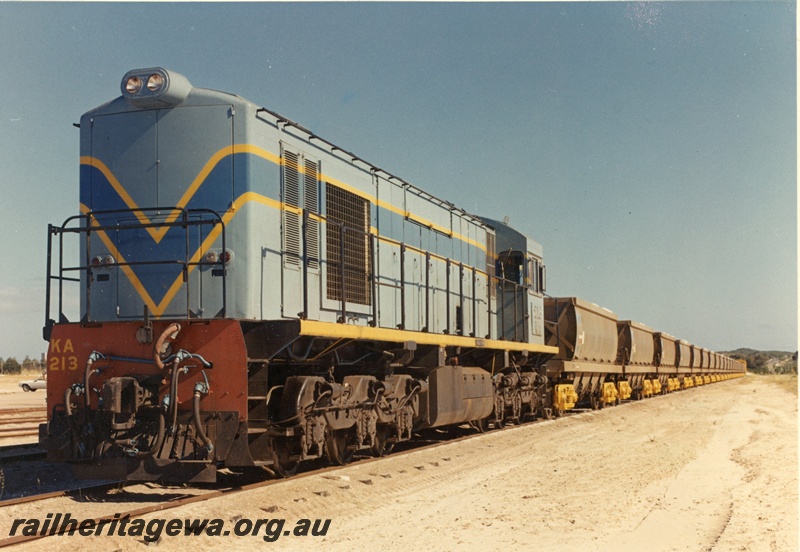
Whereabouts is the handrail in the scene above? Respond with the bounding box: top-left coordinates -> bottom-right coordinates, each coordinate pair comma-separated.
43,207 -> 226,340
305,210 -> 531,342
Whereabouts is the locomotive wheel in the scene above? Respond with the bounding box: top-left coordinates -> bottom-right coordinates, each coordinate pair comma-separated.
493,395 -> 506,428
370,428 -> 394,457
511,393 -> 522,424
326,429 -> 355,466
270,440 -> 299,478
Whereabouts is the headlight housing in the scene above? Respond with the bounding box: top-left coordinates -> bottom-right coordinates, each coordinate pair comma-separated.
120,67 -> 192,108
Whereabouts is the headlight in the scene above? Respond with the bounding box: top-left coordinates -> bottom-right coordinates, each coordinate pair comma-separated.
147,73 -> 164,92
125,76 -> 143,94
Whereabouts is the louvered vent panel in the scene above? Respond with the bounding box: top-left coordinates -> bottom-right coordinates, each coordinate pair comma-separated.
283,151 -> 300,266
326,183 -> 371,305
304,159 -> 319,270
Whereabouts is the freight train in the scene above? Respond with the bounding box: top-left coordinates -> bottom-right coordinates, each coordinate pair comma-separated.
40,68 -> 745,482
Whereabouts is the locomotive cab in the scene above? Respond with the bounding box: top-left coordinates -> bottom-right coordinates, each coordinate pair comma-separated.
481,218 -> 546,344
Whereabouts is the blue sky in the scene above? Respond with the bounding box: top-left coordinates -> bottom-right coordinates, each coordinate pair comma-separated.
0,2 -> 795,361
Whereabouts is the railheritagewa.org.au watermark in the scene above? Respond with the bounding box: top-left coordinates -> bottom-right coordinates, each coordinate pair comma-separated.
7,513 -> 331,542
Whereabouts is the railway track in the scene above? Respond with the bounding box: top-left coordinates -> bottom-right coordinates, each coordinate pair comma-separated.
0,407 -> 46,441
0,409 -> 526,548
0,442 -> 45,462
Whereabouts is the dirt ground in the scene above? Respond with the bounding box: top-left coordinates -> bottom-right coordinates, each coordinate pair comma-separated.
1,374 -> 796,551
0,374 -> 47,411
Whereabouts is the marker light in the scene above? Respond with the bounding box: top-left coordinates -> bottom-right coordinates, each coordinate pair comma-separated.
90,255 -> 115,270
203,250 -> 218,264
125,76 -> 143,94
147,73 -> 164,92
220,249 -> 234,265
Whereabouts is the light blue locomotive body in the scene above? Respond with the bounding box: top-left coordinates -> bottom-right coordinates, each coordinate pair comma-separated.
79,67 -> 544,346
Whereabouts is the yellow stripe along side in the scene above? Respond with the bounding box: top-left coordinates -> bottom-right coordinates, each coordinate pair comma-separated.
81,143 -> 491,317
81,144 -> 486,251
298,320 -> 559,355
84,189 -> 495,319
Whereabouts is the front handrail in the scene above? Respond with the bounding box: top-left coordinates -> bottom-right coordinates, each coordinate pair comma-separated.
43,206 -> 226,341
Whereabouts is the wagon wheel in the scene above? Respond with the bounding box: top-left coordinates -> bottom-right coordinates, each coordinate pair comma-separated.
326,429 -> 355,466
493,395 -> 506,428
269,439 -> 299,478
590,394 -> 600,410
597,393 -> 605,410
470,417 -> 489,433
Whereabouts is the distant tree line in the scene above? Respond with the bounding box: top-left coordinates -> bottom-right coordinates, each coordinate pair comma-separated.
728,349 -> 798,375
0,355 -> 45,375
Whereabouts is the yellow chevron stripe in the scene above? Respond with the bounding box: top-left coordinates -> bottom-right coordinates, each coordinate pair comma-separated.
82,143 -> 492,316
87,189 -> 495,318
82,144 -> 485,251
81,192 -> 282,317
80,145 -> 282,244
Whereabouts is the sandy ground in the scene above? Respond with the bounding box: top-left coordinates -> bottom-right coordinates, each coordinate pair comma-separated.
0,375 -> 46,410
1,374 -> 796,551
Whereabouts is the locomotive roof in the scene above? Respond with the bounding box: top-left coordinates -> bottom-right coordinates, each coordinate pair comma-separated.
106,67 -> 492,232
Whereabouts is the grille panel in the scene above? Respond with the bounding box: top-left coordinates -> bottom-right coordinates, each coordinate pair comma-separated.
326,183 -> 371,305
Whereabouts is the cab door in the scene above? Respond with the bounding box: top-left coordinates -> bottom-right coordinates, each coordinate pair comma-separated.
526,254 -> 545,344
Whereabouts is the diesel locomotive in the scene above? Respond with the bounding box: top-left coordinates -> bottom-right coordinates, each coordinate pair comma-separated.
40,68 -> 744,482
